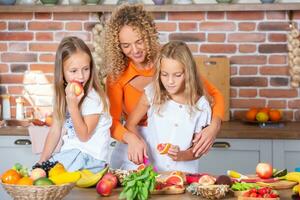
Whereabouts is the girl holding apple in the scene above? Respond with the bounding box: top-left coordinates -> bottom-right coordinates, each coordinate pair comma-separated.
104,4 -> 224,170
39,36 -> 112,172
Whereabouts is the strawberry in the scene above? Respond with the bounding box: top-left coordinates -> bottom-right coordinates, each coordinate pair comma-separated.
250,192 -> 258,197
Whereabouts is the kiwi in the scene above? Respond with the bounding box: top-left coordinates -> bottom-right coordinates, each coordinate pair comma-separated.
215,175 -> 233,186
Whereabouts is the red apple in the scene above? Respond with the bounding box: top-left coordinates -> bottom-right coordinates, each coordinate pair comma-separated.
256,163 -> 273,179
96,179 -> 114,196
71,81 -> 83,96
102,172 -> 118,188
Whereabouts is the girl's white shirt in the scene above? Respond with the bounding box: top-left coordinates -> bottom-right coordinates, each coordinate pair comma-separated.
61,88 -> 112,162
145,84 -> 211,173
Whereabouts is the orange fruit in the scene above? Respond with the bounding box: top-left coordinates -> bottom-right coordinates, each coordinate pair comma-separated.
45,116 -> 53,127
157,143 -> 171,155
259,107 -> 271,115
245,108 -> 258,121
269,110 -> 281,122
1,169 -> 21,184
256,111 -> 269,123
16,177 -> 33,185
165,175 -> 184,186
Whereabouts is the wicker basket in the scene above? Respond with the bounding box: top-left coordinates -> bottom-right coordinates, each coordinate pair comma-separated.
187,184 -> 229,199
1,181 -> 75,200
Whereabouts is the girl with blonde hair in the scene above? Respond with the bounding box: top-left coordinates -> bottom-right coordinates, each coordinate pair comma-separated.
126,41 -> 211,172
39,36 -> 112,172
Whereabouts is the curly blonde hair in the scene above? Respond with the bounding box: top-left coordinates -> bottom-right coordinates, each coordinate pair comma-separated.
104,4 -> 160,80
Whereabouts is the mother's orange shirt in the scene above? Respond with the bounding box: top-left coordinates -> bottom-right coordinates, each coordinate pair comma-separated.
107,61 -> 224,142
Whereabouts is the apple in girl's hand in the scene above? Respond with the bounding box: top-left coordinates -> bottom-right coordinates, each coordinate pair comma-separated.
70,81 -> 83,96
102,172 -> 118,188
96,179 -> 114,196
256,163 -> 273,179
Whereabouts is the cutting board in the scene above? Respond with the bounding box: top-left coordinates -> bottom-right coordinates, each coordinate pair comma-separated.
255,180 -> 298,190
195,57 -> 230,121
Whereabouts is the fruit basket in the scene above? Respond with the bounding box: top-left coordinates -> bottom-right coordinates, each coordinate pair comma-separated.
187,183 -> 229,199
0,181 -> 75,200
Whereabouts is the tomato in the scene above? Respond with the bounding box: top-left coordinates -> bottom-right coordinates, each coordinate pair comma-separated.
256,163 -> 273,179
1,169 -> 21,184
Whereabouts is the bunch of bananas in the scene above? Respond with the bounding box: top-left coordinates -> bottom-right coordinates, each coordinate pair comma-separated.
76,166 -> 108,188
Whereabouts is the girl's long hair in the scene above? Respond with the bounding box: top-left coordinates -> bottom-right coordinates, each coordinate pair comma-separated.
153,41 -> 204,114
54,36 -> 108,126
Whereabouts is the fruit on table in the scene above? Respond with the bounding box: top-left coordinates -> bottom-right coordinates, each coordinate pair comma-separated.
256,163 -> 273,179
76,166 -> 108,188
256,111 -> 269,123
1,169 -> 21,184
269,109 -> 282,122
32,160 -> 58,176
272,168 -> 287,178
137,164 -> 146,171
50,171 -> 81,185
165,175 -> 184,186
157,143 -> 171,154
30,168 -> 47,181
292,184 -> 299,194
198,175 -> 216,186
215,175 -> 233,186
243,187 -> 279,198
245,108 -> 259,121
259,107 -> 271,115
96,178 -> 114,196
48,162 -> 66,178
12,163 -> 29,177
284,172 -> 300,183
185,173 -> 202,184
16,177 -> 33,185
33,177 -> 54,186
101,172 -> 118,189
227,170 -> 248,179
71,81 -> 83,96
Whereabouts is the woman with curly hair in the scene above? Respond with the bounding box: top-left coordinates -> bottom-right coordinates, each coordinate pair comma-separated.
104,4 -> 225,170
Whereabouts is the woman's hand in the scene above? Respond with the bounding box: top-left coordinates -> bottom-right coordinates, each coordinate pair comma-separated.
124,132 -> 148,165
192,117 -> 222,157
167,145 -> 180,161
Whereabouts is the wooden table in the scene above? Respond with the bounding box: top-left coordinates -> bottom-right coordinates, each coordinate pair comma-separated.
65,187 -> 295,200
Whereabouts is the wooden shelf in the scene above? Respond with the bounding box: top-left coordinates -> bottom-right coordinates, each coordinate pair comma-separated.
0,3 -> 300,13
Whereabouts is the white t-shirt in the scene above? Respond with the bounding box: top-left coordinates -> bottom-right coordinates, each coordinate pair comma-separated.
61,88 -> 112,162
145,84 -> 211,173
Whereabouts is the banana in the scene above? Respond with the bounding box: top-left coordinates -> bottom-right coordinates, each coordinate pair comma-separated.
79,169 -> 94,177
283,172 -> 300,183
50,171 -> 81,185
292,184 -> 299,194
227,170 -> 248,179
76,166 -> 108,188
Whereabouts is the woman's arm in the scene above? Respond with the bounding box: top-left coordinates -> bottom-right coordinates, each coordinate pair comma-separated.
39,119 -> 62,163
125,93 -> 150,163
192,77 -> 224,157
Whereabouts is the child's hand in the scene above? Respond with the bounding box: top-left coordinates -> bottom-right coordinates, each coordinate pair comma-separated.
65,83 -> 84,107
167,145 -> 180,161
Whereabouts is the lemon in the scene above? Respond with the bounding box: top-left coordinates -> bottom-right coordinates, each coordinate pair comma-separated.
256,111 -> 269,122
49,163 -> 66,178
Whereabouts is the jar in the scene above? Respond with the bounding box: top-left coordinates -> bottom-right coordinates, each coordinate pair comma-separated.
1,95 -> 11,120
16,97 -> 25,120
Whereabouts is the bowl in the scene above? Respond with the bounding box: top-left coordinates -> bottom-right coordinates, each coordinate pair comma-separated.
187,184 -> 229,199
1,181 -> 75,200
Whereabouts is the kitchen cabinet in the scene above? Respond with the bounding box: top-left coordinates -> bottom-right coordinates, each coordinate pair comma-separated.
198,139 -> 272,175
0,136 -> 39,200
273,140 -> 300,171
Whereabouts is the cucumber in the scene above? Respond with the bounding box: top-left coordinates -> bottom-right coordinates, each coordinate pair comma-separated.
273,169 -> 287,178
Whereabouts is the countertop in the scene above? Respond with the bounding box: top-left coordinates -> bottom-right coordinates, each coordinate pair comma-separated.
0,121 -> 299,140
64,187 -> 294,200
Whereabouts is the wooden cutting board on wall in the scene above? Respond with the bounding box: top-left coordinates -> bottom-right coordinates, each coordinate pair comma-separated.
194,57 -> 230,121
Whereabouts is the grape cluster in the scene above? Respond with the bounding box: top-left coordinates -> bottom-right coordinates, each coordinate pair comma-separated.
32,160 -> 58,176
